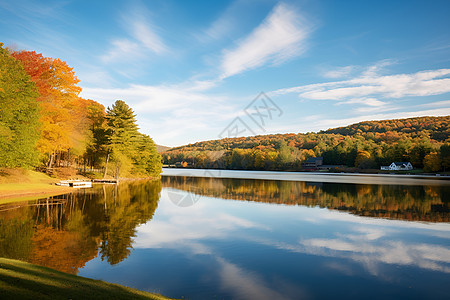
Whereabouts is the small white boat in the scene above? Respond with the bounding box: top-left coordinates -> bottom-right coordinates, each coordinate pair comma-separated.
56,180 -> 92,188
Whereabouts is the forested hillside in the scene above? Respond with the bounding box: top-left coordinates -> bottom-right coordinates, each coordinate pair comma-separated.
0,43 -> 161,178
156,145 -> 171,153
163,116 -> 450,172
322,116 -> 449,141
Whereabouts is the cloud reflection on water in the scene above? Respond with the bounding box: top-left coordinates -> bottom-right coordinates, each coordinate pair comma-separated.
131,188 -> 450,298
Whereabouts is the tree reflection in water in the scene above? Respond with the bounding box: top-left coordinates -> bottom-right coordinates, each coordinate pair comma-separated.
162,176 -> 449,222
0,176 -> 448,277
0,180 -> 161,274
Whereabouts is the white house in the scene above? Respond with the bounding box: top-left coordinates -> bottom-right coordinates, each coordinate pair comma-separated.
380,162 -> 413,171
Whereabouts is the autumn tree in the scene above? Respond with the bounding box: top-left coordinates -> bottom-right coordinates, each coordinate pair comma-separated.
423,152 -> 441,172
10,50 -> 84,169
0,43 -> 40,168
84,100 -> 108,168
409,138 -> 433,168
355,150 -> 375,169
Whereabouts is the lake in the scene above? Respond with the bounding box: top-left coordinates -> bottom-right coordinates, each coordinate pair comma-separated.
1,170 -> 449,299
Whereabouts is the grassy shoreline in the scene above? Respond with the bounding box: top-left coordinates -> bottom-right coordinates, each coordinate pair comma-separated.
0,257 -> 172,299
0,168 -> 161,205
0,169 -> 74,205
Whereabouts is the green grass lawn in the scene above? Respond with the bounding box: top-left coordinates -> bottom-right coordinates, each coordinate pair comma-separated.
0,169 -> 73,204
0,258 -> 173,300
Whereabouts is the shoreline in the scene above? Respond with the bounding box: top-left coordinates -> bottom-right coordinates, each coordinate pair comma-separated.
161,168 -> 450,186
0,174 -> 160,205
0,183 -> 74,204
2,167 -> 448,205
0,169 -> 85,204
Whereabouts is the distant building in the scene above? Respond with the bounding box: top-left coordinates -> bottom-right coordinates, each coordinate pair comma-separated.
301,157 -> 323,170
380,162 -> 413,171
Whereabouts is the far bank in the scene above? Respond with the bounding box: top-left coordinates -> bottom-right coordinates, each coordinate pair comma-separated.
162,168 -> 450,186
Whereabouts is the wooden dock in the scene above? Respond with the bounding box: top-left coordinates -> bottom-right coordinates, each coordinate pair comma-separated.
56,180 -> 92,188
92,179 -> 119,184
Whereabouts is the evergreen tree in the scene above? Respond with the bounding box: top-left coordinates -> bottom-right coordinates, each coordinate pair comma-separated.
0,43 -> 40,168
106,100 -> 139,150
105,100 -> 139,177
132,134 -> 162,177
105,100 -> 162,178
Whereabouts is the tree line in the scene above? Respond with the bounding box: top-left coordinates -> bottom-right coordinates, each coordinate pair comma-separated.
0,43 -> 161,178
163,116 -> 450,172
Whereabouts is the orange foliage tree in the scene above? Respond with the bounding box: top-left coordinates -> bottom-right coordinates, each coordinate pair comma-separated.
11,50 -> 89,168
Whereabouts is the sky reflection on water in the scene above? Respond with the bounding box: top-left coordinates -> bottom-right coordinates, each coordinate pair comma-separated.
78,185 -> 450,300
0,176 -> 449,299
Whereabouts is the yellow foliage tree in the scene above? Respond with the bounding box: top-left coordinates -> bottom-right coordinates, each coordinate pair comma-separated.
11,50 -> 87,168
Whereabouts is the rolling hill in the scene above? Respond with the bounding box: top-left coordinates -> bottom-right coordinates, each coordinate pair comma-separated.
162,116 -> 449,172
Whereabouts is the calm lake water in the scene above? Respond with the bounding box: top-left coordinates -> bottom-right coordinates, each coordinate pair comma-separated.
1,171 -> 449,299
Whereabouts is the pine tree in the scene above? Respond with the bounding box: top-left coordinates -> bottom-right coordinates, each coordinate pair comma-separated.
105,100 -> 161,178
0,43 -> 40,168
106,100 -> 139,151
132,134 -> 162,177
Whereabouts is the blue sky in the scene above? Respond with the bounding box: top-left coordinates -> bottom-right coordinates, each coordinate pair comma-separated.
1,0 -> 449,146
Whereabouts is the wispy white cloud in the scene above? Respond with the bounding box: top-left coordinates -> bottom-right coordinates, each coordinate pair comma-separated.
134,190 -> 266,252
0,0 -> 79,59
276,65 -> 450,102
217,257 -> 293,300
101,39 -> 141,62
0,0 -> 69,25
82,82 -> 229,113
101,4 -> 167,63
248,211 -> 450,275
131,18 -> 166,54
77,68 -> 118,88
336,97 -> 387,107
301,238 -> 450,274
352,104 -> 401,114
361,59 -> 396,77
80,81 -> 240,146
220,2 -> 312,79
197,0 -> 247,42
303,70 -> 450,100
323,66 -> 355,79
418,99 -> 450,108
